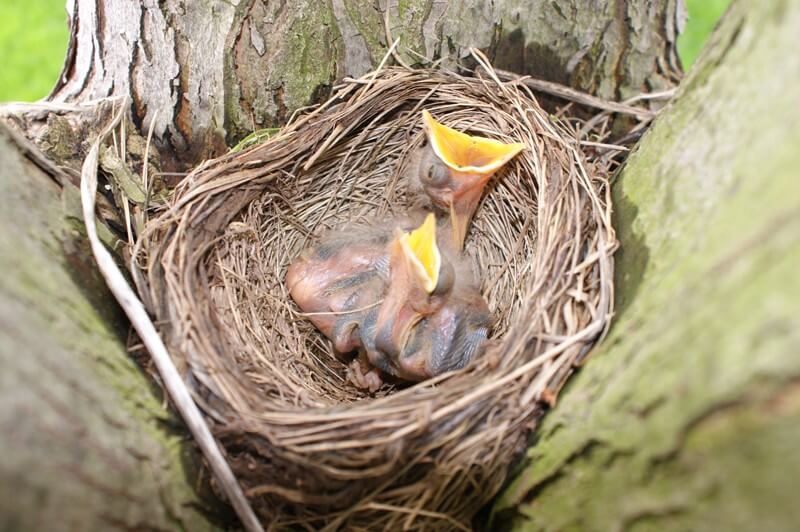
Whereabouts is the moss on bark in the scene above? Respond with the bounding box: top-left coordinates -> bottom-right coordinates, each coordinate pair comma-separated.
0,125 -> 223,531
493,1 -> 800,530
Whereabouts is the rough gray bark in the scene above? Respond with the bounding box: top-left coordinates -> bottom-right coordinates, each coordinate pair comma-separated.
492,1 -> 800,530
48,0 -> 682,169
0,125 -> 226,531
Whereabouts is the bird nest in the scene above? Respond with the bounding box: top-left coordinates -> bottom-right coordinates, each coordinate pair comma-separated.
132,65 -> 616,530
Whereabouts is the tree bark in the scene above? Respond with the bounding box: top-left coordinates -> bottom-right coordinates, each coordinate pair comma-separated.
492,1 -> 800,530
0,125 -> 227,531
5,0 -> 797,530
47,0 -> 682,169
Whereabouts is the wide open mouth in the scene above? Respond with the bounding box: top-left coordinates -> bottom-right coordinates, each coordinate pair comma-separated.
422,109 -> 525,175
398,212 -> 440,294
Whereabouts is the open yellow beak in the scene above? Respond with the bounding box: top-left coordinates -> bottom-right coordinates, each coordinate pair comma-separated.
374,213 -> 441,358
398,212 -> 440,293
422,109 -> 526,176
422,110 -> 525,249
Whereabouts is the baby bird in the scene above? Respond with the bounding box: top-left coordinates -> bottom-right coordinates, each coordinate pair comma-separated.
285,109 -> 524,392
406,110 -> 525,250
285,222 -> 395,355
361,214 -> 491,387
286,214 -> 490,392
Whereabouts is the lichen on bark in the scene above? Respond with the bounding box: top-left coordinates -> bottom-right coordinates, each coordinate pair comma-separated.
224,0 -> 342,141
37,0 -> 681,170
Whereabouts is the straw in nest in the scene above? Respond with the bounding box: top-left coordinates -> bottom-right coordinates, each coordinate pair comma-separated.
133,58 -> 616,530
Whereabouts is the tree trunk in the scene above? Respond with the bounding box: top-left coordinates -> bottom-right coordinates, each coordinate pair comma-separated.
0,125 -> 227,531
492,1 -> 800,530
4,0 -> 797,530
47,0 -> 682,169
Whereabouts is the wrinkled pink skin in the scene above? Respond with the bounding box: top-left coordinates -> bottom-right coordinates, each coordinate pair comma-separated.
285,223 -> 398,391
366,240 -> 491,383
286,237 -> 387,353
345,358 -> 383,393
286,215 -> 491,392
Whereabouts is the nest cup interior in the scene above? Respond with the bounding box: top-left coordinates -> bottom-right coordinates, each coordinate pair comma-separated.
135,67 -> 614,527
216,106 -> 537,405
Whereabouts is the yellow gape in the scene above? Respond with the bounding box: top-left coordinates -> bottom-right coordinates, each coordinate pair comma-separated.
399,213 -> 440,294
422,109 -> 525,174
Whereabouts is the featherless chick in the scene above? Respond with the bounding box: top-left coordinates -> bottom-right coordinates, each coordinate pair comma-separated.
286,110 -> 525,391
406,110 -> 525,250
286,214 -> 490,391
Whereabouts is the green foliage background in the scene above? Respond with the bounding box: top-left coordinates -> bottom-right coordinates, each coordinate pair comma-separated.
0,1 -> 731,103
0,0 -> 68,102
679,0 -> 734,67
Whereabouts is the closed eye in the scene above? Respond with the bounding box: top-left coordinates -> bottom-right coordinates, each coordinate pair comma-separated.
423,161 -> 449,186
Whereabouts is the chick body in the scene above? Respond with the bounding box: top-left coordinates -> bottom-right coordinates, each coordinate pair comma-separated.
286,215 -> 491,390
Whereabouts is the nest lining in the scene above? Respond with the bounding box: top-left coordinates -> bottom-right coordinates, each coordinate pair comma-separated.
134,65 -> 616,530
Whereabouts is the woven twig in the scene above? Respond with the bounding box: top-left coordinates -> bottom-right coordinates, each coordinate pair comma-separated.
132,63 -> 617,530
